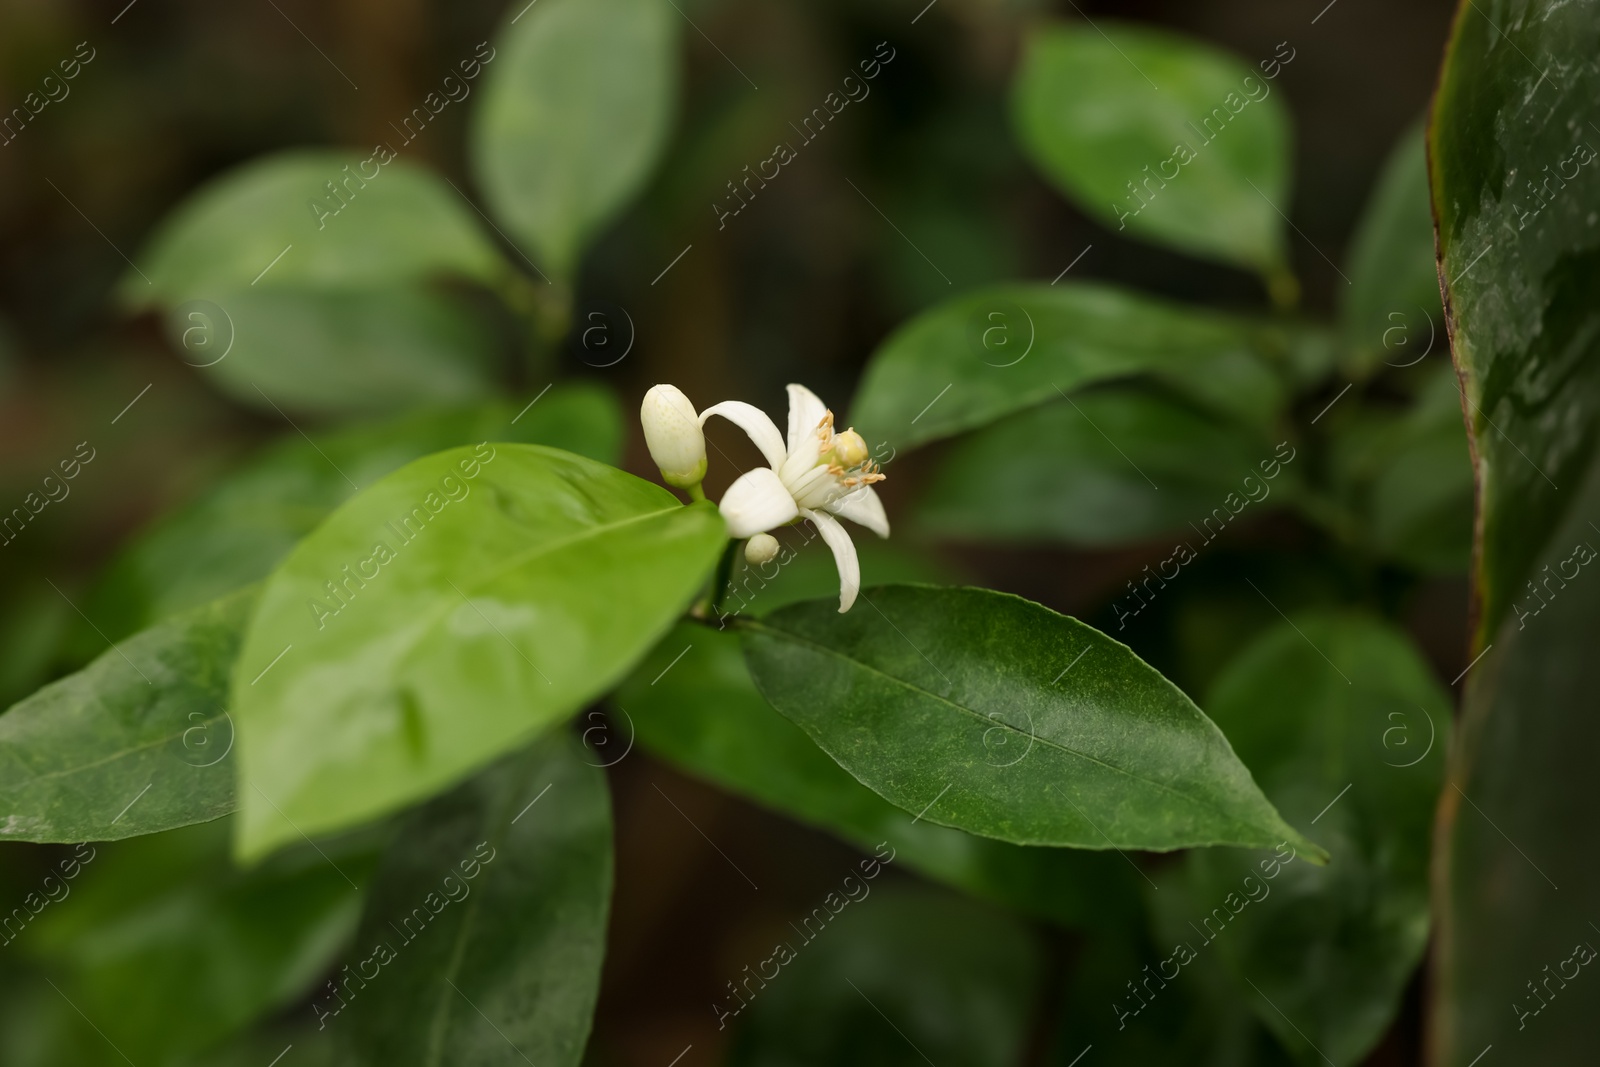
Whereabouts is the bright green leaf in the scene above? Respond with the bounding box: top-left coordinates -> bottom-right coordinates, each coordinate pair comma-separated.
915,386 -> 1296,546
727,887 -> 1042,1066
338,734 -> 610,1067
1012,22 -> 1292,275
472,0 -> 678,278
849,282 -> 1285,453
233,445 -> 724,860
740,585 -> 1322,858
0,588 -> 252,843
1342,121 -> 1444,375
623,622 -> 1139,931
1184,613 -> 1448,1066
122,150 -> 509,309
1429,3 -> 1600,1063
83,387 -> 624,643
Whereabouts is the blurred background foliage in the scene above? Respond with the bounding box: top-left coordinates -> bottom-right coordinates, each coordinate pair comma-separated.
0,0 -> 1470,1064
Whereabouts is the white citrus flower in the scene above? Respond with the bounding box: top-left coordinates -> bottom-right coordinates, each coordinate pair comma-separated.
701,384 -> 888,612
640,384 -> 707,488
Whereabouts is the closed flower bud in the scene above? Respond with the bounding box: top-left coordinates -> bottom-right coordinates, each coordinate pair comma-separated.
745,532 -> 780,565
640,384 -> 707,488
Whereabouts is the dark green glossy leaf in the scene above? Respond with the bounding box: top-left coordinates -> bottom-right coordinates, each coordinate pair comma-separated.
83,387 -> 624,643
1429,3 -> 1600,1063
1342,121 -> 1444,375
740,585 -> 1322,858
1430,4 -> 1599,633
121,150 -> 509,309
622,622 -> 1138,931
472,0 -> 678,278
727,887 -> 1042,1067
1012,22 -> 1292,275
338,734 -> 610,1067
233,445 -> 724,860
1184,613 -> 1447,1065
914,387 -> 1297,546
161,284 -> 498,418
0,588 -> 252,843
849,282 -> 1285,452
21,820 -> 373,1065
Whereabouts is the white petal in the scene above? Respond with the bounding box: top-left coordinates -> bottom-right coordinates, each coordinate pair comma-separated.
700,401 -> 786,470
785,383 -> 828,455
786,463 -> 841,510
802,507 -> 860,613
779,437 -> 825,487
719,468 -> 799,539
825,485 -> 890,538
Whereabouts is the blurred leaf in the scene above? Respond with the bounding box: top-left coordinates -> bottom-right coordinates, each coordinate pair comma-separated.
160,284 -> 498,418
622,622 -> 1139,931
84,386 -> 624,643
233,446 -> 724,860
1157,550 -> 1354,701
122,150 -> 509,309
1324,365 -> 1472,573
25,820 -> 372,1066
727,887 -> 1043,1067
1052,922 -> 1294,1066
914,386 -> 1297,546
850,282 -> 1285,453
874,184 -> 1025,312
338,734 -> 610,1067
0,586 -> 71,708
740,585 -> 1322,858
1272,320 -> 1341,391
0,981 -> 94,1067
1429,2 -> 1600,1063
1183,613 -> 1447,1065
178,1024 -> 339,1067
0,588 -> 251,843
472,0 -> 678,279
1012,22 -> 1292,275
1341,121 -> 1443,375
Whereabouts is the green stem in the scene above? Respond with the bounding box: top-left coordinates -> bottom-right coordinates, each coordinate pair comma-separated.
499,270 -> 572,382
708,540 -> 738,619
